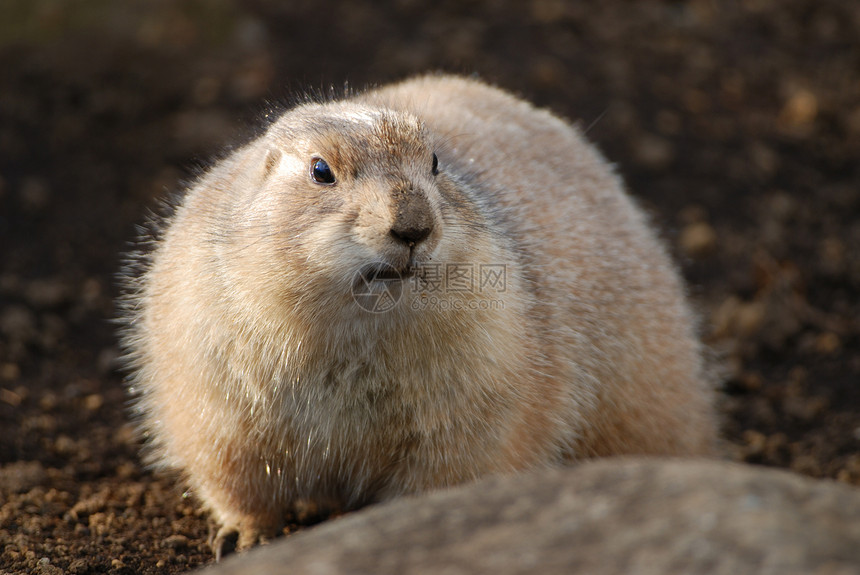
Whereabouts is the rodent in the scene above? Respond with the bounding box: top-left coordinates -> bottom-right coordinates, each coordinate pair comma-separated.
118,74 -> 718,559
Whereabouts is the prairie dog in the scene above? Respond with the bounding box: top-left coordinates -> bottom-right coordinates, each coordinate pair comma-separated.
119,75 -> 717,557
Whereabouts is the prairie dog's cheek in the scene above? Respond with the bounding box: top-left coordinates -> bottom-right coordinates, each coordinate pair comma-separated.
300,214 -> 370,275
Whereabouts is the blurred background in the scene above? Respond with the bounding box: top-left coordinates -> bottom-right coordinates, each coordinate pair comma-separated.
1,1 -> 858,572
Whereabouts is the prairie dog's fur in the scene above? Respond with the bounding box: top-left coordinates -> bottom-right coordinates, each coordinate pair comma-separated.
119,75 -> 717,557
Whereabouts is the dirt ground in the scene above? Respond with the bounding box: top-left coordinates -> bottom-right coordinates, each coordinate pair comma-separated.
1,1 -> 858,573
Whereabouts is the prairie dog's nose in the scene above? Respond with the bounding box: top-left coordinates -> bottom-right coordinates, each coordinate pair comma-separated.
390,188 -> 434,246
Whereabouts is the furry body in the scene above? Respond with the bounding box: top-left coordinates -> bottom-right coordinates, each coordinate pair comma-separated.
119,75 -> 717,555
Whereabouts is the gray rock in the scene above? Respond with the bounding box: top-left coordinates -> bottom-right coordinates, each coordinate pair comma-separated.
198,459 -> 860,575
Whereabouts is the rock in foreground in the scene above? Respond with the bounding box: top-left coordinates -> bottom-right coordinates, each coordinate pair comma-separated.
199,458 -> 860,575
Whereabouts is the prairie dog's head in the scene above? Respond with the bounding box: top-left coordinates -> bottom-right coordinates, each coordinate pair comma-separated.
221,101 -> 485,325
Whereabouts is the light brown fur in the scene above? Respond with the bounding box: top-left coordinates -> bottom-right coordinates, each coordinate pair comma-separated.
119,75 -> 717,557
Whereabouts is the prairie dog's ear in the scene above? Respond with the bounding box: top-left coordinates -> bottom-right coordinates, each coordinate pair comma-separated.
262,148 -> 282,181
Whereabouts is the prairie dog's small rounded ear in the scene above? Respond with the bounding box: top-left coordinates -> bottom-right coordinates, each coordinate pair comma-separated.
262,148 -> 282,180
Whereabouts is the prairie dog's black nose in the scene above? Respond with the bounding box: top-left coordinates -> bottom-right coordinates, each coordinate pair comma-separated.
390,189 -> 434,246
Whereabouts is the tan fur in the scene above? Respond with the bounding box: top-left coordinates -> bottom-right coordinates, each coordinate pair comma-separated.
119,75 -> 717,556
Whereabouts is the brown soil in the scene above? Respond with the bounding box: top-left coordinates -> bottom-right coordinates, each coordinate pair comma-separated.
1,1 -> 858,573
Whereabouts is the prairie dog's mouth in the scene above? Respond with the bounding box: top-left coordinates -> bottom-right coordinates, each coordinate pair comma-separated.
352,262 -> 407,290
353,261 -> 422,285
366,263 -> 403,281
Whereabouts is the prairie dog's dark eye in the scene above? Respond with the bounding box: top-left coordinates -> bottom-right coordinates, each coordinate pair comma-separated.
310,157 -> 335,185
431,153 -> 439,175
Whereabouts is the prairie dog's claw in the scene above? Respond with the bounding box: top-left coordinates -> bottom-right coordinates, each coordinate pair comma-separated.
213,525 -> 239,562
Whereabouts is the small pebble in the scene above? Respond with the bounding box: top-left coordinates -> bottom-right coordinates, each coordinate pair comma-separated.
680,221 -> 717,257
84,393 -> 104,411
632,133 -> 675,170
779,89 -> 818,129
1,387 -> 23,406
164,534 -> 189,550
1,362 -> 22,381
815,332 -> 841,355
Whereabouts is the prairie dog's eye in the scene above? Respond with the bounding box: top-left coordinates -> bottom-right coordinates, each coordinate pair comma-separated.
310,157 -> 335,185
431,153 -> 439,175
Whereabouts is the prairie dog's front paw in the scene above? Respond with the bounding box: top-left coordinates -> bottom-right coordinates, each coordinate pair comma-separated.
211,519 -> 279,561
211,525 -> 239,562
